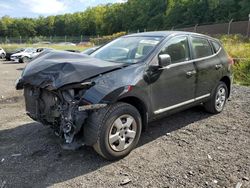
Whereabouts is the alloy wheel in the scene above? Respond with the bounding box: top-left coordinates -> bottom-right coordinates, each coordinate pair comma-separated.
108,114 -> 137,152
215,87 -> 226,111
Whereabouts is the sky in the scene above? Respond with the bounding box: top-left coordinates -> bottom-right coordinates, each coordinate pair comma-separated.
0,0 -> 127,18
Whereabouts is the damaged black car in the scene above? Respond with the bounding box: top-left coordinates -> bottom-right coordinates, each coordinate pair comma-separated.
16,31 -> 232,160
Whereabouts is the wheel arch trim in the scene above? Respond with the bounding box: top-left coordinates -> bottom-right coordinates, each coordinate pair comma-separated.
220,76 -> 231,98
117,95 -> 149,131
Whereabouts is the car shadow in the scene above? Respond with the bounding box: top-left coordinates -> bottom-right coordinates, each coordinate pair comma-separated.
0,106 -> 211,187
138,106 -> 211,146
2,61 -> 21,64
16,68 -> 24,71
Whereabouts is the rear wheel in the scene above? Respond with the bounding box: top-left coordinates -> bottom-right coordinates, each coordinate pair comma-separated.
84,102 -> 142,160
204,81 -> 228,114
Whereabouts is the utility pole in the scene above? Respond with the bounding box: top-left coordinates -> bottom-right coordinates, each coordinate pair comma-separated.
194,24 -> 198,32
247,14 -> 250,37
228,19 -> 233,35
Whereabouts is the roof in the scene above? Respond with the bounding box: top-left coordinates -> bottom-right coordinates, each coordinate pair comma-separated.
126,31 -> 178,37
125,31 -> 217,41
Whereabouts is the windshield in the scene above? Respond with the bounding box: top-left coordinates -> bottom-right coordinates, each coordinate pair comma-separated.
91,36 -> 163,63
81,46 -> 100,55
14,48 -> 24,53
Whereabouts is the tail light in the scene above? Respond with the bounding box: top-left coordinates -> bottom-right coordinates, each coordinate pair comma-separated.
227,56 -> 234,71
228,56 -> 234,65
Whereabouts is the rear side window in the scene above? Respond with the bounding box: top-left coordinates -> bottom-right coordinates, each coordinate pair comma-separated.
160,36 -> 190,64
211,41 -> 221,53
191,37 -> 213,59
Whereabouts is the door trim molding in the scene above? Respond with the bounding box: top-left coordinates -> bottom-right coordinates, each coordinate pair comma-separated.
154,94 -> 211,114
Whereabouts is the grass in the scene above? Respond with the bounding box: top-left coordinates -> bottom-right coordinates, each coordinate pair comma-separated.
0,43 -> 91,52
220,35 -> 250,86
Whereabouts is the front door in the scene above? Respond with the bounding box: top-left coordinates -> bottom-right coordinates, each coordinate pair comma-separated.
150,35 -> 196,115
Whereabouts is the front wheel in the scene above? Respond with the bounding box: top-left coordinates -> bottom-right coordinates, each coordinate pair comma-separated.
0,53 -> 5,59
204,81 -> 228,114
19,56 -> 29,63
84,102 -> 142,160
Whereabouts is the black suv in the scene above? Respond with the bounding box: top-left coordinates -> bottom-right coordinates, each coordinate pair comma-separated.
16,31 -> 233,160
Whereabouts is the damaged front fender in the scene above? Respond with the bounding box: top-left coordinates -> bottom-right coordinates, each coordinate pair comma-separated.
19,50 -> 149,150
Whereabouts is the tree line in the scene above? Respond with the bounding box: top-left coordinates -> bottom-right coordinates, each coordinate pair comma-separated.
0,0 -> 249,37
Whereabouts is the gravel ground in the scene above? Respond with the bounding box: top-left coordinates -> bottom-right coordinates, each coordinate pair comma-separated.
0,59 -> 249,188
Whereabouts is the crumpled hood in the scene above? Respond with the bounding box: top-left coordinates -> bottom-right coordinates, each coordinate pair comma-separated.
18,50 -> 125,90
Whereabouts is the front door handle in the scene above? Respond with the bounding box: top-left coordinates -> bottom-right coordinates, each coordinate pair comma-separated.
186,70 -> 196,77
215,64 -> 223,70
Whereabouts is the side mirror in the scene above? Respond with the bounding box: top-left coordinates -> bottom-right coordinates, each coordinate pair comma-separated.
158,54 -> 171,67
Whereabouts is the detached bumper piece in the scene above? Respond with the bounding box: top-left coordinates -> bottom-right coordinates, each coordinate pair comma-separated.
78,104 -> 107,111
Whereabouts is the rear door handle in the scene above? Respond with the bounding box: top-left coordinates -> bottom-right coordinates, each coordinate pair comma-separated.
215,64 -> 223,70
186,70 -> 196,77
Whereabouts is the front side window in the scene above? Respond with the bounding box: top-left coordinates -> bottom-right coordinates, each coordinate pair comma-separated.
191,37 -> 213,59
160,36 -> 190,64
91,36 -> 162,64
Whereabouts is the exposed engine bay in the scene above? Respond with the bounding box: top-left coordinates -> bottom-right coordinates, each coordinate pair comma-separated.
24,84 -> 105,149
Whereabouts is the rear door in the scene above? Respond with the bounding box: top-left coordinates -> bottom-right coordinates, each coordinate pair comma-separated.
189,36 -> 222,97
150,35 -> 196,114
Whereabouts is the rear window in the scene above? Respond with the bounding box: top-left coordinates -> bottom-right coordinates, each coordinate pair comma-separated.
211,41 -> 221,53
191,37 -> 213,59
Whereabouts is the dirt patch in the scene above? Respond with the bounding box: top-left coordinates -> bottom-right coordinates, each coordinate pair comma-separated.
0,96 -> 23,105
0,60 -> 249,188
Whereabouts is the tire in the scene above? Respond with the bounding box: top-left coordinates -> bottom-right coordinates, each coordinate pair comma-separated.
204,81 -> 228,114
84,102 -> 142,160
0,53 -> 4,59
19,56 -> 29,63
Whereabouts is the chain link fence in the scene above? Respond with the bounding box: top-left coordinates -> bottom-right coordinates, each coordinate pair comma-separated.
0,35 -> 94,44
178,20 -> 250,36
0,20 -> 250,44
129,20 -> 250,37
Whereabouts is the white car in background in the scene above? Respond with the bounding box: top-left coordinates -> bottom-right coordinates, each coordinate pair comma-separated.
11,48 -> 37,63
11,47 -> 52,63
0,47 -> 6,59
